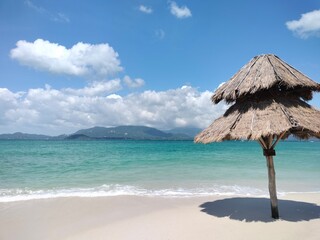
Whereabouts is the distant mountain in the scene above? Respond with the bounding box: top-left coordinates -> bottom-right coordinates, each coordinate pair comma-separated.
0,126 -> 193,140
70,126 -> 192,140
0,132 -> 50,140
0,132 -> 65,140
2,127 -> 317,141
64,134 -> 93,140
165,127 -> 202,138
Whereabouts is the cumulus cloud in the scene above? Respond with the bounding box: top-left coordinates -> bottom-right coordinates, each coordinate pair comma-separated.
63,79 -> 122,96
139,5 -> 153,14
10,39 -> 122,78
123,76 -> 145,88
286,9 -> 320,38
0,85 -> 227,135
0,88 -> 22,124
169,1 -> 192,19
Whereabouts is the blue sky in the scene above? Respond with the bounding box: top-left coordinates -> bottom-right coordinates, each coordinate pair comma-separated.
1,0 -> 320,134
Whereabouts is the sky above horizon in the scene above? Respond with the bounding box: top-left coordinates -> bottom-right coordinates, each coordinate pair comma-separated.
1,0 -> 320,135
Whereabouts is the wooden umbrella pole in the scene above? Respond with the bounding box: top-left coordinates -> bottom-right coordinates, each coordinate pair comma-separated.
260,136 -> 279,219
266,154 -> 279,219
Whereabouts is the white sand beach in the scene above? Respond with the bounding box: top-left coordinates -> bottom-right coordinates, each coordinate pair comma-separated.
1,193 -> 319,240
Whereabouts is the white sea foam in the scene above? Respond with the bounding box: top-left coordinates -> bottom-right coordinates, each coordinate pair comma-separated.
2,185 -> 318,202
0,184 -> 271,202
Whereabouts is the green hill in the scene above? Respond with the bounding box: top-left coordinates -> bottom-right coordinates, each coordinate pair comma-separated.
71,126 -> 192,140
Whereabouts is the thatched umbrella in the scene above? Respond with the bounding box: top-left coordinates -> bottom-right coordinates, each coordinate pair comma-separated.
195,54 -> 320,219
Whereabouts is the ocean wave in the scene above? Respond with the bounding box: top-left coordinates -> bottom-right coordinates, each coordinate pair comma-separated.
0,184 -> 271,202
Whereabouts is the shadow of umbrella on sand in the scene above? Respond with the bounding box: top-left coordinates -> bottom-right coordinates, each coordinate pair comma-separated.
199,197 -> 320,223
195,54 -> 320,219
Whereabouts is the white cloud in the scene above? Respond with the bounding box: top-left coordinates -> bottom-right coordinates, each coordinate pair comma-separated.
169,1 -> 192,19
25,0 -> 70,23
25,0 -> 46,14
286,9 -> 320,38
139,5 -> 153,14
106,94 -> 122,100
123,76 -> 145,88
0,88 -> 22,124
0,85 -> 227,135
63,79 -> 122,96
53,13 -> 70,23
10,39 -> 122,78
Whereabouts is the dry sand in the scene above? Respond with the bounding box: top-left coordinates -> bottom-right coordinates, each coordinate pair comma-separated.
0,193 -> 319,240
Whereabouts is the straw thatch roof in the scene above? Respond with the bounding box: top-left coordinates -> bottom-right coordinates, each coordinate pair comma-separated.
195,54 -> 320,143
195,96 -> 320,143
212,54 -> 320,104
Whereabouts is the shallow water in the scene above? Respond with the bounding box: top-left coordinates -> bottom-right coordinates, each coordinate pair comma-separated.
0,140 -> 319,201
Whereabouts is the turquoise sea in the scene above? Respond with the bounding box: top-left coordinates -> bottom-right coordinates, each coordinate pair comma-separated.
0,140 -> 319,202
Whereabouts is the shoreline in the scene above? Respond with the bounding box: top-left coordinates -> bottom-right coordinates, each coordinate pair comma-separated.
1,186 -> 319,203
1,193 -> 319,240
